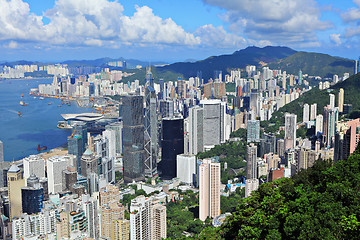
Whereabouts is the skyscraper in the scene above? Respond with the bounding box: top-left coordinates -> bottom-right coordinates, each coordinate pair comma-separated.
298,70 -> 303,85
329,94 -> 335,109
23,155 -> 45,185
8,164 -> 25,219
247,143 -> 258,179
201,99 -> 222,149
282,71 -> 286,89
310,103 -> 317,121
247,120 -> 260,143
338,88 -> 344,113
122,95 -> 145,183
21,174 -> 44,215
159,117 -> 184,179
199,158 -> 220,221
144,67 -> 158,178
188,106 -> 204,155
47,156 -> 69,194
176,154 -> 196,186
284,113 -> 297,150
130,195 -> 167,240
303,103 -> 310,122
316,114 -> 324,135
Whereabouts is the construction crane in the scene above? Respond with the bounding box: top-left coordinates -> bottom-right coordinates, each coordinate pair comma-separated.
71,126 -> 78,138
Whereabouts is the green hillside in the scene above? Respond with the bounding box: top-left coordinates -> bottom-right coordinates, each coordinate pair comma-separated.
122,46 -> 296,82
268,51 -> 354,78
269,72 -> 360,125
199,146 -> 360,239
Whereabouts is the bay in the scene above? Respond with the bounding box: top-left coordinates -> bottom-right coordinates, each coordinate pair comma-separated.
0,78 -> 93,161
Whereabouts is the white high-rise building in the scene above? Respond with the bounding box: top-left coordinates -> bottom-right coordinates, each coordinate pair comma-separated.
245,178 -> 259,198
188,106 -> 204,155
285,113 -> 297,150
103,129 -> 116,160
329,94 -> 335,109
0,140 -> 3,162
310,103 -> 317,121
12,210 -> 57,240
247,144 -> 258,179
338,88 -> 344,113
200,100 -> 222,150
303,104 -> 310,122
130,195 -> 166,240
47,156 -> 70,194
23,155 -> 45,186
82,195 -> 99,240
282,71 -> 286,89
333,74 -> 339,84
199,158 -> 221,221
316,115 -> 324,135
176,154 -> 196,185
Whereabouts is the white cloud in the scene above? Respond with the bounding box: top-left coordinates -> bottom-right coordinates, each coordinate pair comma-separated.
0,0 -> 200,48
330,34 -> 341,46
342,0 -> 360,38
3,41 -> 19,49
202,0 -> 331,46
194,24 -> 246,48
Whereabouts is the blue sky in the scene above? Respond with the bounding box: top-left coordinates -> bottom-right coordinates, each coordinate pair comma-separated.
0,0 -> 360,63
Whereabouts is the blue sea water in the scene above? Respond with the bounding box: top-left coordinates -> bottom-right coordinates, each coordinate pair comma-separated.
0,78 -> 93,161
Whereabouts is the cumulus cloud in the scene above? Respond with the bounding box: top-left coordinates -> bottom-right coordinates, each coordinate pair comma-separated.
330,34 -> 341,46
194,24 -> 246,48
0,0 -> 200,48
202,0 -> 331,46
342,0 -> 360,38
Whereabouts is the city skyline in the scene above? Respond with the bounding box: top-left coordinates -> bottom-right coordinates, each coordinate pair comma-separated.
0,0 -> 360,62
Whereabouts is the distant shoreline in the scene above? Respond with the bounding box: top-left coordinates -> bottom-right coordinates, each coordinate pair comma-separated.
0,77 -> 52,81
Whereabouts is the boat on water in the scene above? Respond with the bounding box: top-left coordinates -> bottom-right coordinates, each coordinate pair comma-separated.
37,144 -> 47,151
21,93 -> 24,97
48,103 -> 52,105
20,101 -> 28,106
33,96 -> 37,99
57,105 -> 62,107
18,111 -> 22,117
39,97 -> 44,100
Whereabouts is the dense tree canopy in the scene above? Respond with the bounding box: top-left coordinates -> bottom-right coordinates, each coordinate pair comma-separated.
218,147 -> 360,239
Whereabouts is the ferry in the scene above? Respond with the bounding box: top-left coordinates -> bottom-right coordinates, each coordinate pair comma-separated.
39,97 -> 44,100
20,101 -> 28,106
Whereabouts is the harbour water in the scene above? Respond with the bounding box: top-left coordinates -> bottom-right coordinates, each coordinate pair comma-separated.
0,78 -> 93,161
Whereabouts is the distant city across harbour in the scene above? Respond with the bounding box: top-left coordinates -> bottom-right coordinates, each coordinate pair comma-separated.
0,78 -> 93,161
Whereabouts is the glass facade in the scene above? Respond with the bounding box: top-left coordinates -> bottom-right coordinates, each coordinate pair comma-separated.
159,118 -> 184,179
122,95 -> 145,183
21,188 -> 44,215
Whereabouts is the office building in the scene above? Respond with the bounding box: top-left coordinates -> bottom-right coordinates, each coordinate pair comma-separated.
201,100 -> 222,149
122,95 -> 145,183
68,134 -> 84,173
8,164 -> 25,219
105,122 -> 123,155
144,68 -> 158,178
259,133 -> 276,157
57,208 -> 88,239
159,117 -> 184,179
199,158 -> 221,221
47,156 -> 70,194
176,154 -> 196,186
130,195 -> 167,240
23,155 -> 45,185
297,148 -> 320,172
21,174 -> 44,215
298,70 -> 302,85
247,120 -> 260,143
62,166 -> 77,192
323,106 -> 339,148
203,82 -> 226,99
80,148 -> 99,178
338,88 -> 344,113
284,113 -> 297,151
247,144 -> 258,179
188,106 -> 204,155
159,100 -> 174,118
303,103 -> 309,122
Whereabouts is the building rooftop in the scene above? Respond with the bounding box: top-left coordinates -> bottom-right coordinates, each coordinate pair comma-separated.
8,164 -> 20,173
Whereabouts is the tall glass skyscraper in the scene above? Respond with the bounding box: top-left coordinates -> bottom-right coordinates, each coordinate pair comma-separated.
144,68 -> 158,178
122,95 -> 145,183
21,174 -> 44,215
159,117 -> 184,179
